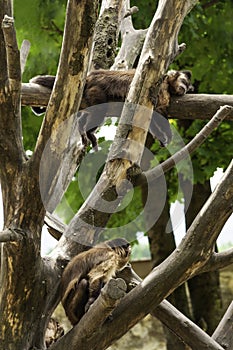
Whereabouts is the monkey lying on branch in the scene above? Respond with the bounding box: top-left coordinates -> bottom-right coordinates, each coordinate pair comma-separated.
30,69 -> 193,150
60,238 -> 131,326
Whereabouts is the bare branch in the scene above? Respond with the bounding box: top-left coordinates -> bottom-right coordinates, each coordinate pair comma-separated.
33,0 -> 99,162
212,301 -> 233,349
135,105 -> 233,186
0,1 -> 12,88
19,84 -> 233,121
49,278 -> 127,350
199,249 -> 233,273
123,6 -> 139,18
153,300 -> 225,350
2,15 -> 21,83
169,93 -> 233,120
20,39 -> 31,74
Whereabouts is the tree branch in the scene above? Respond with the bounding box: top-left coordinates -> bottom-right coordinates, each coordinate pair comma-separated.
20,86 -> 233,121
153,300 -> 225,350
212,301 -> 233,349
89,0 -> 124,70
169,93 -> 233,120
0,0 -> 12,88
111,0 -> 147,70
49,278 -> 127,350
199,249 -> 233,273
2,15 -> 21,84
135,105 -> 233,186
30,0 -> 99,212
20,39 -> 31,74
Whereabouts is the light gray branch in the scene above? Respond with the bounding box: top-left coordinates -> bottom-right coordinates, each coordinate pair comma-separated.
20,39 -> 31,74
111,0 -> 147,70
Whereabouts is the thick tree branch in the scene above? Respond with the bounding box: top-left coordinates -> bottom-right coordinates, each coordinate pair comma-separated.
153,301 -> 224,350
2,15 -> 21,84
169,93 -> 233,120
20,86 -> 233,121
30,0 -> 99,212
199,249 -> 233,273
0,0 -> 12,88
49,278 -> 127,350
89,0 -> 124,70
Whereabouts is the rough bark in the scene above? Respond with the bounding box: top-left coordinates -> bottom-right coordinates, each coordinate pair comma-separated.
154,301 -> 225,350
212,301 -> 233,349
89,0 -> 124,70
181,160 -> 222,334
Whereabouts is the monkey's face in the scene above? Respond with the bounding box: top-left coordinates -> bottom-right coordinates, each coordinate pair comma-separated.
107,238 -> 131,270
167,70 -> 194,96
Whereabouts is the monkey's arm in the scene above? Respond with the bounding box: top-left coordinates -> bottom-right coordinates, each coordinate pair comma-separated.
86,251 -> 118,310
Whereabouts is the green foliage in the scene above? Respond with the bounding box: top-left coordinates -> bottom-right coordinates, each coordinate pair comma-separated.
15,0 -> 65,79
14,0 -> 66,153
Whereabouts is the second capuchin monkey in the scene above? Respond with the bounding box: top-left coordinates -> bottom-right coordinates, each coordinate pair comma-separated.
60,238 -> 131,325
30,69 -> 193,150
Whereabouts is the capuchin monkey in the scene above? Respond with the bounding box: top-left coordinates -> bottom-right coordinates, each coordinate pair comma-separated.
60,238 -> 131,326
30,69 -> 193,150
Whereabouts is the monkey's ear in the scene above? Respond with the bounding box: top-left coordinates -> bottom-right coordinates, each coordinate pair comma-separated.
182,70 -> 192,80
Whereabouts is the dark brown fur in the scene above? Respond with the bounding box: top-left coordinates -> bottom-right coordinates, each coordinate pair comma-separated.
60,238 -> 131,325
30,69 -> 193,149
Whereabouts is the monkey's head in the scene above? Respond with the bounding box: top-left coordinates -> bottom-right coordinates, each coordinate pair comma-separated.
166,70 -> 194,96
107,238 -> 131,269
